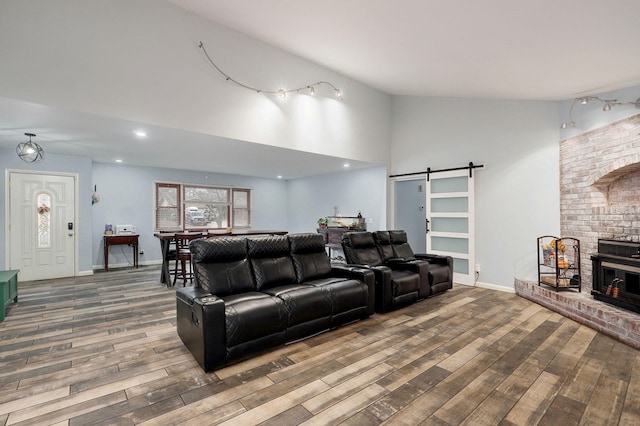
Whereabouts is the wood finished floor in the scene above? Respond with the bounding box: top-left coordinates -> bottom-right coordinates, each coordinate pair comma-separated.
1,267 -> 640,425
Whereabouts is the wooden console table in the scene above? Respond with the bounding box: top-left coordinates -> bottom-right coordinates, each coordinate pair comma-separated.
104,234 -> 139,271
0,269 -> 19,322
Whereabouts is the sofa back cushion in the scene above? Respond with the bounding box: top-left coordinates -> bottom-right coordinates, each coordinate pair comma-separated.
373,231 -> 396,262
389,230 -> 416,259
247,236 -> 297,291
341,232 -> 384,266
190,237 -> 254,296
288,233 -> 332,283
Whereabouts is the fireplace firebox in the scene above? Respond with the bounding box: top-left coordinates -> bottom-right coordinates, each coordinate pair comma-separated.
591,239 -> 640,314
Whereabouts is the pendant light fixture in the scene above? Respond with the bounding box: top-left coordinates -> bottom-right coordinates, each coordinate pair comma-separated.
16,133 -> 44,163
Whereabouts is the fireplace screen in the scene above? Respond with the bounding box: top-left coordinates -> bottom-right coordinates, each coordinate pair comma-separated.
537,236 -> 581,292
592,239 -> 640,313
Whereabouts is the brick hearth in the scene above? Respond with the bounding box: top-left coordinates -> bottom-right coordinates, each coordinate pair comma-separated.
515,278 -> 640,349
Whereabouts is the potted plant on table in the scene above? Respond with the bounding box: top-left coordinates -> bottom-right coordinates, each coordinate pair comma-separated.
317,217 -> 328,229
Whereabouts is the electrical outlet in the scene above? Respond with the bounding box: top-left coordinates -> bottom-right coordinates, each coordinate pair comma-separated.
475,263 -> 480,273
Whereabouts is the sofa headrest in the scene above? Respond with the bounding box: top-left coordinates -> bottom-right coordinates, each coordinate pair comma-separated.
190,237 -> 247,263
342,231 -> 375,248
289,233 -> 325,254
389,230 -> 408,244
389,230 -> 415,259
373,231 -> 391,245
247,236 -> 290,258
289,233 -> 331,282
190,237 -> 254,295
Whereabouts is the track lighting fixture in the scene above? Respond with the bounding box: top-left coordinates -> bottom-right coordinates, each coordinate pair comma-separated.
198,41 -> 343,100
561,96 -> 640,129
16,132 -> 44,163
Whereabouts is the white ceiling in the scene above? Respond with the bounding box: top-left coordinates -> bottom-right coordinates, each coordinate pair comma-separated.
3,0 -> 640,178
0,97 -> 371,179
171,0 -> 640,100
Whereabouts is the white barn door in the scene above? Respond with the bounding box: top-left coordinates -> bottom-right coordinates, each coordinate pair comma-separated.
426,169 -> 475,286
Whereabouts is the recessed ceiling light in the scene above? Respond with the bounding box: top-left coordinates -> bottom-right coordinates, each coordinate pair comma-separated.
115,159 -> 123,163
277,175 -> 283,179
133,130 -> 147,137
343,163 -> 350,168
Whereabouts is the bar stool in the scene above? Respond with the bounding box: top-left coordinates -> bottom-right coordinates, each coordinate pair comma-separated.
172,232 -> 203,286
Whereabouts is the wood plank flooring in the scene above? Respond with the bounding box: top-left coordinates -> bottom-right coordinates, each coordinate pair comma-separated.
1,266 -> 639,425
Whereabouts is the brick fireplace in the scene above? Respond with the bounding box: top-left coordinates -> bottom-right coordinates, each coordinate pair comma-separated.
516,114 -> 640,349
559,113 -> 640,292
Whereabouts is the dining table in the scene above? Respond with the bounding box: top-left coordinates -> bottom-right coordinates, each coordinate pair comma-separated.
153,230 -> 288,286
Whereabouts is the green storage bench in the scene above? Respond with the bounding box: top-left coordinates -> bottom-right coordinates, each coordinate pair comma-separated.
0,270 -> 19,322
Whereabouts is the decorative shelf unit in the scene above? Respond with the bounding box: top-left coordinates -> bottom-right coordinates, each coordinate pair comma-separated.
537,235 -> 581,292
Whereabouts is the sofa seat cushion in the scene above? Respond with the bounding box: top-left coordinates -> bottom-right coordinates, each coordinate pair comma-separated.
391,270 -> 420,297
308,277 -> 369,326
222,292 -> 287,348
263,284 -> 333,325
430,264 -> 451,284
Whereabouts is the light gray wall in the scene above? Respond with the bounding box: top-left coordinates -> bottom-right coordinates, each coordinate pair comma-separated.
390,97 -> 560,289
286,166 -> 388,234
0,148 -> 93,273
91,162 -> 289,269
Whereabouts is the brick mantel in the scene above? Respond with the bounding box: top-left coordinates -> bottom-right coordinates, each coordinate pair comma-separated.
560,114 -> 640,292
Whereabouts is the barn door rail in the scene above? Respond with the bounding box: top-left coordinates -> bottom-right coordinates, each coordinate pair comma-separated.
389,162 -> 484,181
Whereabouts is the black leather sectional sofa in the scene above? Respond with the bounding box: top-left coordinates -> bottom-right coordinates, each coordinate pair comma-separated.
176,233 -> 375,372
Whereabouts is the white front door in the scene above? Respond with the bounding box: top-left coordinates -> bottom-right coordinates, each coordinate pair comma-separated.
426,169 -> 475,286
8,172 -> 76,281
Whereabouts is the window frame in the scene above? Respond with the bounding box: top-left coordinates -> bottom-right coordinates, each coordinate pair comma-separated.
155,183 -> 182,231
232,188 -> 251,228
154,182 -> 251,232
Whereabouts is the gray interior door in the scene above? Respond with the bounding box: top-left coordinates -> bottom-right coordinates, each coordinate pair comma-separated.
395,179 -> 427,253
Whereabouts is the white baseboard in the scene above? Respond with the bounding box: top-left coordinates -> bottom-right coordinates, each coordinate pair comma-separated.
474,281 -> 515,293
77,270 -> 94,276
92,259 -> 162,270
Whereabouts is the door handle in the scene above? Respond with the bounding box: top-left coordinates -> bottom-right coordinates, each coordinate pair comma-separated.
426,218 -> 430,234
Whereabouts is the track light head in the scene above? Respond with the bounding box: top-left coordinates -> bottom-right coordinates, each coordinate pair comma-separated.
562,96 -> 639,128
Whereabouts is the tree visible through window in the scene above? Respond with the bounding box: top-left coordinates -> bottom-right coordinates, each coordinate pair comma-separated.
155,182 -> 251,231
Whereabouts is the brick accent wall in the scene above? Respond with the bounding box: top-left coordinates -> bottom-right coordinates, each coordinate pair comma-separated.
560,114 -> 640,292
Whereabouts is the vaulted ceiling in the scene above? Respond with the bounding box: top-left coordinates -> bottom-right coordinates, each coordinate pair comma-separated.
2,0 -> 640,178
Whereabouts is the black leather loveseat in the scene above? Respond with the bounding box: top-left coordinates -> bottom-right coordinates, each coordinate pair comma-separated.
342,230 -> 453,313
176,233 -> 375,372
374,230 -> 453,296
342,231 -> 427,312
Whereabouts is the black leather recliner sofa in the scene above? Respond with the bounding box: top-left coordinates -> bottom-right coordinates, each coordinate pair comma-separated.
375,230 -> 453,296
176,233 -> 374,372
341,231 -> 426,312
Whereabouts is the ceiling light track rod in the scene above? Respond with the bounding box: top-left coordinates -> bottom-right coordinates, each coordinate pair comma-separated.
198,41 -> 342,99
561,96 -> 640,129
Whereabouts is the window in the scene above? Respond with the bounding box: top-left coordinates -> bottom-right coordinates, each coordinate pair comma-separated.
155,182 -> 251,231
232,189 -> 250,228
155,183 -> 181,230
